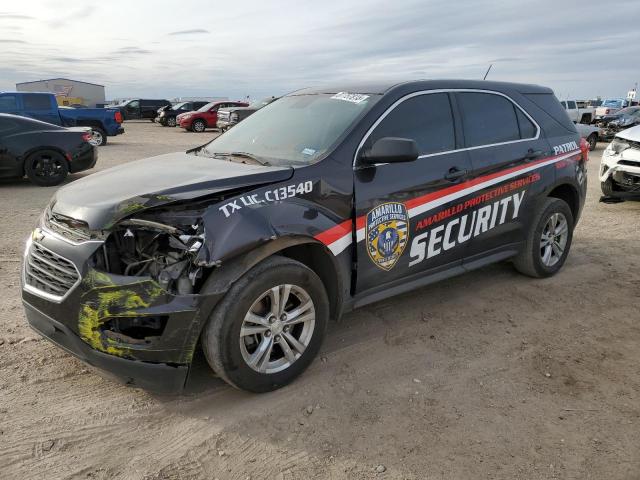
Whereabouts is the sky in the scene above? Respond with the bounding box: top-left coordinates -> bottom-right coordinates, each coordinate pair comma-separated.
1,0 -> 639,101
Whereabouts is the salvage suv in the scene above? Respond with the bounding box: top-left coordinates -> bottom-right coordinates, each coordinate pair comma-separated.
22,80 -> 588,393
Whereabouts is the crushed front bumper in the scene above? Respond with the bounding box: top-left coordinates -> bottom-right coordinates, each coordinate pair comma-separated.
600,148 -> 640,197
21,229 -> 223,393
24,301 -> 189,392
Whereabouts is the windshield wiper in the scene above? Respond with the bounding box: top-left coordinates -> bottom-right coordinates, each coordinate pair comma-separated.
208,151 -> 270,166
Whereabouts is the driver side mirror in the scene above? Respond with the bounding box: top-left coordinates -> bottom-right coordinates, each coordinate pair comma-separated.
359,137 -> 419,165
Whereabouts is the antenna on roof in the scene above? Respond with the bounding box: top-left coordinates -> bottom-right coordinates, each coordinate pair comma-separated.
483,64 -> 493,80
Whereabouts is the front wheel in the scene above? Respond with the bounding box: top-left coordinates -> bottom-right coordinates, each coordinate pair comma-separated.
512,198 -> 574,278
167,116 -> 177,127
202,256 -> 329,393
24,150 -> 69,186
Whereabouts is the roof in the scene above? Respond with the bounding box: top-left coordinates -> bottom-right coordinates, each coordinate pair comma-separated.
292,79 -> 552,96
16,78 -> 105,88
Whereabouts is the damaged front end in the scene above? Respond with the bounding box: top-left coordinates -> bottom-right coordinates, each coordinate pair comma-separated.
22,206 -> 225,392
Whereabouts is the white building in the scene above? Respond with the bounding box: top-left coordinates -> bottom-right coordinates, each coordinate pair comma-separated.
15,78 -> 106,108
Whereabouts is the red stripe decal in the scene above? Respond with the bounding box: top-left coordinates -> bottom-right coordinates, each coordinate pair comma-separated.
314,151 -> 575,247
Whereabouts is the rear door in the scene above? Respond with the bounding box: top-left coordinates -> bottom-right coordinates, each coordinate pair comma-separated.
354,92 -> 473,294
22,94 -> 59,125
453,91 -> 550,264
0,117 -> 23,177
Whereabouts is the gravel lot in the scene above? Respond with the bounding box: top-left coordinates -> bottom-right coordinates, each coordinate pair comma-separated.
1,121 -> 638,480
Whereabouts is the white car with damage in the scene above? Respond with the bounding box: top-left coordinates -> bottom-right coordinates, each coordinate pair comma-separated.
600,124 -> 640,198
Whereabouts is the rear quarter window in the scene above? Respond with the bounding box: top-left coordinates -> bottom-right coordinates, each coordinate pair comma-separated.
524,93 -> 577,133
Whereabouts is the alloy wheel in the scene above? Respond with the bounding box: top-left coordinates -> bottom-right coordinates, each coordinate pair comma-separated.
540,212 -> 568,267
89,130 -> 103,146
239,284 -> 316,374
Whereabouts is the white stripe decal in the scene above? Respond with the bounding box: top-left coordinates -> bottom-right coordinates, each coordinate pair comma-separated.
329,151 -> 578,256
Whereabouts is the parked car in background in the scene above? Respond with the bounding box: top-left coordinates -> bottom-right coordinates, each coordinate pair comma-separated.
0,114 -> 97,186
595,106 -> 640,139
216,97 -> 279,131
574,122 -> 601,151
113,99 -> 171,121
560,100 -> 595,124
177,101 -> 249,132
600,125 -> 640,198
595,98 -> 629,120
156,101 -> 209,127
0,92 -> 123,146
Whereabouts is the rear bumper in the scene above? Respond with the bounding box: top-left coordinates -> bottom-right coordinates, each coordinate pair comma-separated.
68,146 -> 97,173
108,126 -> 125,136
24,301 -> 189,393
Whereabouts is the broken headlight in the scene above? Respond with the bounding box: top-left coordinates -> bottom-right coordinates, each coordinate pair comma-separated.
607,138 -> 630,155
95,217 -> 206,295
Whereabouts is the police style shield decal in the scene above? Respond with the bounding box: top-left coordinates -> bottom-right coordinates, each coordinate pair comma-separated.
366,202 -> 409,271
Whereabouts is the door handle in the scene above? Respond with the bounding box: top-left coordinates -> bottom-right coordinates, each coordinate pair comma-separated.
444,167 -> 468,181
524,149 -> 543,161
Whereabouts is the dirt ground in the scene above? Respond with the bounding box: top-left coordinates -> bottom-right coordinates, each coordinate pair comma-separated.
0,121 -> 638,480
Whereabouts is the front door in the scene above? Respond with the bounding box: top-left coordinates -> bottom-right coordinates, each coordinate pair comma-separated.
354,92 -> 473,294
126,100 -> 140,119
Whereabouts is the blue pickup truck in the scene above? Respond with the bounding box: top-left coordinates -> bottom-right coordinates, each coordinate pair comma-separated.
0,92 -> 124,146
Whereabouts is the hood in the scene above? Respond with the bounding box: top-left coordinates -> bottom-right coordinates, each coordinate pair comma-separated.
51,152 -> 293,229
615,125 -> 640,142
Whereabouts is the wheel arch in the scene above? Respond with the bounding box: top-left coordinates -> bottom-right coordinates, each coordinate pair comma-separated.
199,236 -> 346,322
548,182 -> 580,221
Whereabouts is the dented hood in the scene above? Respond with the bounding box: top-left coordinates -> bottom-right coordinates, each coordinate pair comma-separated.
51,152 -> 293,229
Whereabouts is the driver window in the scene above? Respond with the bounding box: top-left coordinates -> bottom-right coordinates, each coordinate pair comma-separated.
128,100 -> 139,109
368,93 -> 455,156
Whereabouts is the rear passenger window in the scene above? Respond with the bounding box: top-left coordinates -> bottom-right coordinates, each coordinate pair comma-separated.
23,94 -> 51,110
369,93 -> 455,155
457,92 -> 522,147
0,95 -> 17,112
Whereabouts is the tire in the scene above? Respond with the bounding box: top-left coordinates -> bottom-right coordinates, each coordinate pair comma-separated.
587,133 -> 598,151
150,118 -> 155,123
512,197 -> 574,278
24,149 -> 69,187
89,128 -> 107,147
201,256 -> 329,393
167,116 -> 177,127
192,119 -> 206,132
601,178 -> 614,196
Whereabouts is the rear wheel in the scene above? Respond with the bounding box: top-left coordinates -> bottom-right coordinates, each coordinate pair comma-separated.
513,198 -> 574,278
24,150 -> 69,187
89,127 -> 107,146
587,133 -> 598,151
192,119 -> 206,132
202,256 -> 329,393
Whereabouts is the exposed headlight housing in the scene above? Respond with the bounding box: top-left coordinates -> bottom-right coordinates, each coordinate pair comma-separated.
607,138 -> 630,155
230,112 -> 239,121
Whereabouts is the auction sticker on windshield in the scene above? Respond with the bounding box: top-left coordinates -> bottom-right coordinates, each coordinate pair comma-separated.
331,92 -> 370,104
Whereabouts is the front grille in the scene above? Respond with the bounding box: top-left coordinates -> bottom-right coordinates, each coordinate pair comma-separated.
619,160 -> 640,168
24,242 -> 80,300
44,212 -> 92,243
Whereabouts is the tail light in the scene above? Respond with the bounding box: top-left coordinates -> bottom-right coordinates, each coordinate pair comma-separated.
579,138 -> 589,162
114,111 -> 123,123
82,132 -> 93,143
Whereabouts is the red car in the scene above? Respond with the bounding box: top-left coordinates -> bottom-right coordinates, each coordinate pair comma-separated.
177,100 -> 249,132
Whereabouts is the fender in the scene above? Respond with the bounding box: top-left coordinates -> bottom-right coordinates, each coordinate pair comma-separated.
196,197 -> 352,321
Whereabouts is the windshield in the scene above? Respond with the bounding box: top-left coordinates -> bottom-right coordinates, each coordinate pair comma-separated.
198,102 -> 216,112
201,93 -> 378,165
603,99 -> 623,108
172,102 -> 188,110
